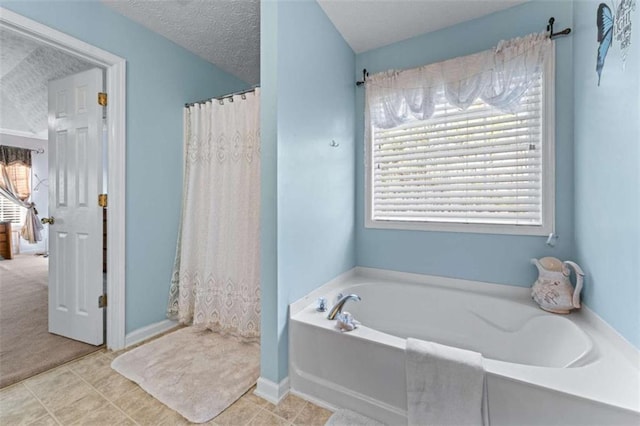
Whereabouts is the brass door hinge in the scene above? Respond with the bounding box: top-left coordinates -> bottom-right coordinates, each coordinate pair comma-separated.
99,294 -> 107,308
98,92 -> 107,106
98,194 -> 108,207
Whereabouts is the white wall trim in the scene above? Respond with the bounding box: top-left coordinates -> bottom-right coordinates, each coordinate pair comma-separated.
254,376 -> 290,405
580,304 -> 640,367
0,7 -> 127,350
124,319 -> 178,348
105,59 -> 127,351
0,128 -> 47,140
289,389 -> 338,412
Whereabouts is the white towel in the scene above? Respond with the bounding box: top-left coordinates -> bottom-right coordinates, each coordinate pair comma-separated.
405,338 -> 489,426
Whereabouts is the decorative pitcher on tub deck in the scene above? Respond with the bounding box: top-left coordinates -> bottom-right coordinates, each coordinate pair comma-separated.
531,257 -> 585,314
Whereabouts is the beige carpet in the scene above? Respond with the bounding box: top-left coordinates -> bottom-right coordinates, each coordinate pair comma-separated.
0,254 -> 101,388
111,326 -> 260,423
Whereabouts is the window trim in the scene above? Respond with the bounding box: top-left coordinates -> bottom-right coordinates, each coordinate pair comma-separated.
364,45 -> 555,236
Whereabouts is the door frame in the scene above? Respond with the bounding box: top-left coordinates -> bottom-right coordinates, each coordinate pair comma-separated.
0,7 -> 127,350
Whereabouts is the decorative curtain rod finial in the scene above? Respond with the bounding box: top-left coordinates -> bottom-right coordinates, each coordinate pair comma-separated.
356,69 -> 369,86
547,17 -> 571,39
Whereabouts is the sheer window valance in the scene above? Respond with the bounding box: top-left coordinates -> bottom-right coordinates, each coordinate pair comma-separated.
366,32 -> 552,129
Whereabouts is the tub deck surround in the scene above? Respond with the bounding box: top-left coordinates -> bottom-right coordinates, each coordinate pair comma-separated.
289,268 -> 640,425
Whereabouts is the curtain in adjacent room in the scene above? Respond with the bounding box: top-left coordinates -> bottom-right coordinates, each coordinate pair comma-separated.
168,90 -> 261,342
0,145 -> 42,244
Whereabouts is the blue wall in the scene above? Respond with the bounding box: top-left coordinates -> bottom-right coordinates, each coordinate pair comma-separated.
355,0 -> 575,288
573,1 -> 639,348
260,0 -> 355,383
1,1 -> 248,333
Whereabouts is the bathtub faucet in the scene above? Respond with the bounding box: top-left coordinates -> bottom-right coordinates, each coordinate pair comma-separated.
327,294 -> 361,320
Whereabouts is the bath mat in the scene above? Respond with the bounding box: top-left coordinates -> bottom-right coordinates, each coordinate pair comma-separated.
111,326 -> 260,423
325,409 -> 387,426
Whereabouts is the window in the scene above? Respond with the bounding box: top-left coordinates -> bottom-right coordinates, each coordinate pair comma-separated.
0,197 -> 25,224
365,34 -> 555,235
0,145 -> 32,225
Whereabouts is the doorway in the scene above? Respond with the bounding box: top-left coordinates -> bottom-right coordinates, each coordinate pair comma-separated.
0,16 -> 123,388
0,8 -> 127,352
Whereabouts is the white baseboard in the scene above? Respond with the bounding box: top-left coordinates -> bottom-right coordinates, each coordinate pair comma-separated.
124,319 -> 178,348
289,388 -> 338,412
254,376 -> 290,405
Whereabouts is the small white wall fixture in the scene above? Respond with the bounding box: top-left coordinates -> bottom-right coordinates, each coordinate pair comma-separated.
0,7 -> 127,350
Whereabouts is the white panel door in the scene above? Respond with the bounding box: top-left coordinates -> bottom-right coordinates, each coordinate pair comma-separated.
47,68 -> 104,345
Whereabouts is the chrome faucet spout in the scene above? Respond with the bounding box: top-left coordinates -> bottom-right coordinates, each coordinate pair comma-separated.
327,294 -> 361,320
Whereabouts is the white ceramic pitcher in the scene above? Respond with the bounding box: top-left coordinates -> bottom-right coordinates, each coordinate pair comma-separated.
531,257 -> 585,314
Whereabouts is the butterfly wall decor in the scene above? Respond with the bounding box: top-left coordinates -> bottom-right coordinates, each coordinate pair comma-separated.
596,0 -> 637,86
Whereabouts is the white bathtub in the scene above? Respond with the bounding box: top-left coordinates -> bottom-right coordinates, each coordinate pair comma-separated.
289,268 -> 640,425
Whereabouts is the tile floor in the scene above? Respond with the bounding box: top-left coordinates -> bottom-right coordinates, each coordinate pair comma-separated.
0,349 -> 333,426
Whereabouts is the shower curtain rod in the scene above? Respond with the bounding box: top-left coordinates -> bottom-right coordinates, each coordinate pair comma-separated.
185,86 -> 260,108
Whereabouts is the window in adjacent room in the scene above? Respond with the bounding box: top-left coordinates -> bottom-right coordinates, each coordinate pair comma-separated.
0,145 -> 32,225
0,197 -> 26,224
365,33 -> 555,236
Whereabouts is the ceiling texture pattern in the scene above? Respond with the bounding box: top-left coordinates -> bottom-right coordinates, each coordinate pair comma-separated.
103,0 -> 260,85
102,0 -> 525,87
0,29 -> 93,137
1,1 -> 528,136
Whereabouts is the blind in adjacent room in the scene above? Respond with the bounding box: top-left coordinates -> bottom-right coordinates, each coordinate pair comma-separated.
0,196 -> 25,224
371,75 -> 544,227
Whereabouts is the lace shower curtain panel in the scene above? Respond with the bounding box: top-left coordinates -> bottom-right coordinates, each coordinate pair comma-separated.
366,32 -> 552,129
168,90 -> 261,341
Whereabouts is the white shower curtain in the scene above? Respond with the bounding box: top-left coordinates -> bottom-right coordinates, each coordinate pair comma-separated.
168,89 -> 261,342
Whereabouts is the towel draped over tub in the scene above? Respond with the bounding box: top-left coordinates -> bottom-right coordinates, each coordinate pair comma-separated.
405,338 -> 489,426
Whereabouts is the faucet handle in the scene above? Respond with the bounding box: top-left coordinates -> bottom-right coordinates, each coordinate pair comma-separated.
316,297 -> 327,312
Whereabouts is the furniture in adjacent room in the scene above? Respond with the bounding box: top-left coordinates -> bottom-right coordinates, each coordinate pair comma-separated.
0,222 -> 14,259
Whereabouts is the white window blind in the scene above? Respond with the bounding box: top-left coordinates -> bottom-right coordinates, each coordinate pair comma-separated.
0,197 -> 25,224
368,62 -> 554,235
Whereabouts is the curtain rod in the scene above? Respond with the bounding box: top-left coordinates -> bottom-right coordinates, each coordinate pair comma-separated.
0,146 -> 44,154
185,86 -> 260,108
355,16 -> 571,86
547,17 -> 571,39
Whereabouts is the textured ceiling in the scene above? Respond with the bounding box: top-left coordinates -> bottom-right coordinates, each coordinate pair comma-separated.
0,29 -> 94,136
0,0 -> 529,135
103,0 -> 260,85
317,0 -> 528,53
102,0 -> 526,86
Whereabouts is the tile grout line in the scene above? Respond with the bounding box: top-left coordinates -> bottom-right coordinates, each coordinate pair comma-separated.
256,404 -> 295,425
245,407 -> 262,425
9,348 -> 325,426
0,348 -> 105,393
289,400 -> 310,426
22,380 -> 64,426
67,358 -> 141,425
